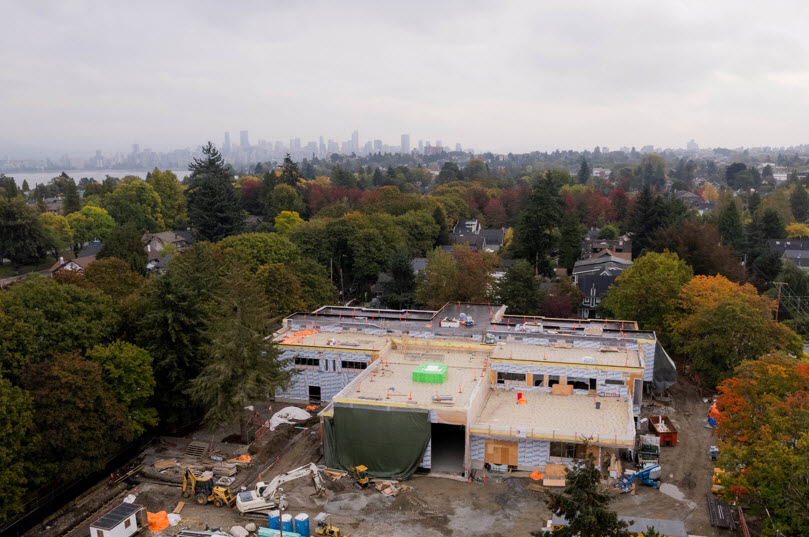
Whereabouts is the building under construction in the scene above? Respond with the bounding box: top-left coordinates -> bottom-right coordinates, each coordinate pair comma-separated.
273,303 -> 676,479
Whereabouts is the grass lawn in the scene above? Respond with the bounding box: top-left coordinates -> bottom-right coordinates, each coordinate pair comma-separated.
0,257 -> 57,278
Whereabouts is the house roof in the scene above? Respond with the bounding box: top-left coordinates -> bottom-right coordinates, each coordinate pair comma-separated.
47,255 -> 97,274
91,502 -> 143,530
576,273 -> 618,297
479,228 -> 506,246
572,256 -> 632,273
770,239 -> 809,254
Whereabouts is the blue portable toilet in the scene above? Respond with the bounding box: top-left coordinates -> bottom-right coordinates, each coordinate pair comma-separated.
281,513 -> 293,532
294,513 -> 310,536
268,510 -> 280,529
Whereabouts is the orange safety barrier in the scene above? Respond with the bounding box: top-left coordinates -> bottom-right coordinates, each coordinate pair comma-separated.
148,511 -> 170,532
238,454 -> 252,462
530,470 -> 545,481
293,330 -> 317,336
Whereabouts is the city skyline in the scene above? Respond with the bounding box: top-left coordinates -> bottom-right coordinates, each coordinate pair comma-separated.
3,2 -> 809,157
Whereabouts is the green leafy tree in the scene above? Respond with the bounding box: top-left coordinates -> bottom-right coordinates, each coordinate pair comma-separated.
539,452 -> 630,537
598,224 -> 619,240
627,185 -> 662,257
218,232 -> 300,272
85,341 -> 158,435
576,157 -> 591,184
415,248 -> 458,309
136,242 -> 222,428
382,248 -> 416,309
0,277 -> 118,357
0,196 -> 55,268
274,210 -> 304,234
637,154 -> 666,188
98,223 -> 148,274
331,166 -> 357,189
0,176 -> 18,198
432,205 -> 450,245
66,205 -> 116,254
0,379 -> 35,522
189,266 -> 294,443
394,210 -> 440,256
717,200 -> 744,251
667,275 -> 802,385
147,168 -> 187,228
39,212 -> 73,257
265,184 -> 305,221
0,311 -> 38,381
600,251 -> 693,343
558,212 -> 583,273
514,172 -> 563,276
790,185 -> 809,222
187,142 -> 244,241
254,263 -> 307,318
62,177 -> 81,215
23,353 -> 130,480
714,353 -> 809,536
497,259 -> 542,315
104,179 -> 165,231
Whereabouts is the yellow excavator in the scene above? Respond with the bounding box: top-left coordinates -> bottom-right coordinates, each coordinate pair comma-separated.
314,513 -> 350,537
182,468 -> 235,507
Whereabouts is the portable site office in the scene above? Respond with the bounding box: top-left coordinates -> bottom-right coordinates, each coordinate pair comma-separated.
89,502 -> 146,537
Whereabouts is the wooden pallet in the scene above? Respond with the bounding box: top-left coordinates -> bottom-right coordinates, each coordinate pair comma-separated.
185,441 -> 208,458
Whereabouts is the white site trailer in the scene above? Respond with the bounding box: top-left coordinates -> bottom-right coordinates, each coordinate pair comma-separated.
89,502 -> 146,537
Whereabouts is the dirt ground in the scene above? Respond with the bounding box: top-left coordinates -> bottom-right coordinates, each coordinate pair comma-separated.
29,382 -> 742,537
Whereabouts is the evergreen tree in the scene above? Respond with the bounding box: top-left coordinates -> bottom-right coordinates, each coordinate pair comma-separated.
372,168 -> 384,186
576,157 -> 590,184
496,259 -> 542,315
21,179 -> 29,193
514,172 -> 563,276
382,248 -> 416,309
1,176 -> 18,198
789,186 -> 809,222
98,223 -> 148,274
538,450 -> 630,537
717,201 -> 743,251
761,208 -> 786,239
186,142 -> 244,242
278,154 -> 303,187
747,191 -> 761,214
62,178 -> 81,215
331,166 -> 357,188
432,205 -> 450,245
188,265 -> 294,443
0,196 -> 55,268
627,185 -> 662,257
558,212 -> 583,273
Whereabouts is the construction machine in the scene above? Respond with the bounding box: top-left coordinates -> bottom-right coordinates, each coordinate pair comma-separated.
614,464 -> 661,493
314,513 -> 350,537
182,468 -> 235,507
236,462 -> 326,514
349,465 -> 369,488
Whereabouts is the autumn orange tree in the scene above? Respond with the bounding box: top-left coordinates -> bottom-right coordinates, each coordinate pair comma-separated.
715,353 -> 809,536
667,275 -> 802,385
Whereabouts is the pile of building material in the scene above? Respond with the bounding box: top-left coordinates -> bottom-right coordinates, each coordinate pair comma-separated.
375,481 -> 410,497
542,464 -> 567,487
213,462 -> 237,477
153,458 -> 177,470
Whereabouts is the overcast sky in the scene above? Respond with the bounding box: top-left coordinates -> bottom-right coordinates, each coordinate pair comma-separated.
2,1 -> 809,156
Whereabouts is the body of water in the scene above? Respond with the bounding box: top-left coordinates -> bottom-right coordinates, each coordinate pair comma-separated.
5,169 -> 189,187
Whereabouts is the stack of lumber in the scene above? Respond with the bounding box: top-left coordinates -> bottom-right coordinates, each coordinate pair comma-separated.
375,481 -> 410,497
153,458 -> 177,470
542,463 -> 567,487
213,462 -> 237,477
324,469 -> 345,480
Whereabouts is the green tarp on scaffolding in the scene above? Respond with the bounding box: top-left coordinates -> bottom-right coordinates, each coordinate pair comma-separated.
323,405 -> 431,480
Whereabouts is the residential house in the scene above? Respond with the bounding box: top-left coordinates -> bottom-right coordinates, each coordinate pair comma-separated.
769,239 -> 809,269
451,218 -> 506,252
581,231 -> 632,261
673,190 -> 714,215
142,230 -> 194,273
44,255 -> 97,277
572,254 -> 633,318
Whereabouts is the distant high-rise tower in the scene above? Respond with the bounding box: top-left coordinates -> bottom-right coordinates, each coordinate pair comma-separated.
351,130 -> 359,153
401,134 -> 410,154
224,132 -> 231,153
455,143 -> 462,152
418,140 -> 424,153
240,130 -> 249,148
319,136 -> 326,156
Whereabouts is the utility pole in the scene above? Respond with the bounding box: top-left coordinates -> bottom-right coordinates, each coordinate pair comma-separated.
774,281 -> 785,320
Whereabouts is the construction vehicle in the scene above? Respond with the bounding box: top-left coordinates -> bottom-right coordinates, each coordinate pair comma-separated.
182,469 -> 235,507
236,462 -> 325,514
349,465 -> 369,488
614,464 -> 661,493
314,513 -> 350,537
711,468 -> 725,494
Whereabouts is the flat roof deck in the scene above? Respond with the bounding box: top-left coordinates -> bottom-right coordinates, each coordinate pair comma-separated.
334,348 -> 488,409
470,390 -> 634,446
491,341 -> 643,369
275,331 -> 387,351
